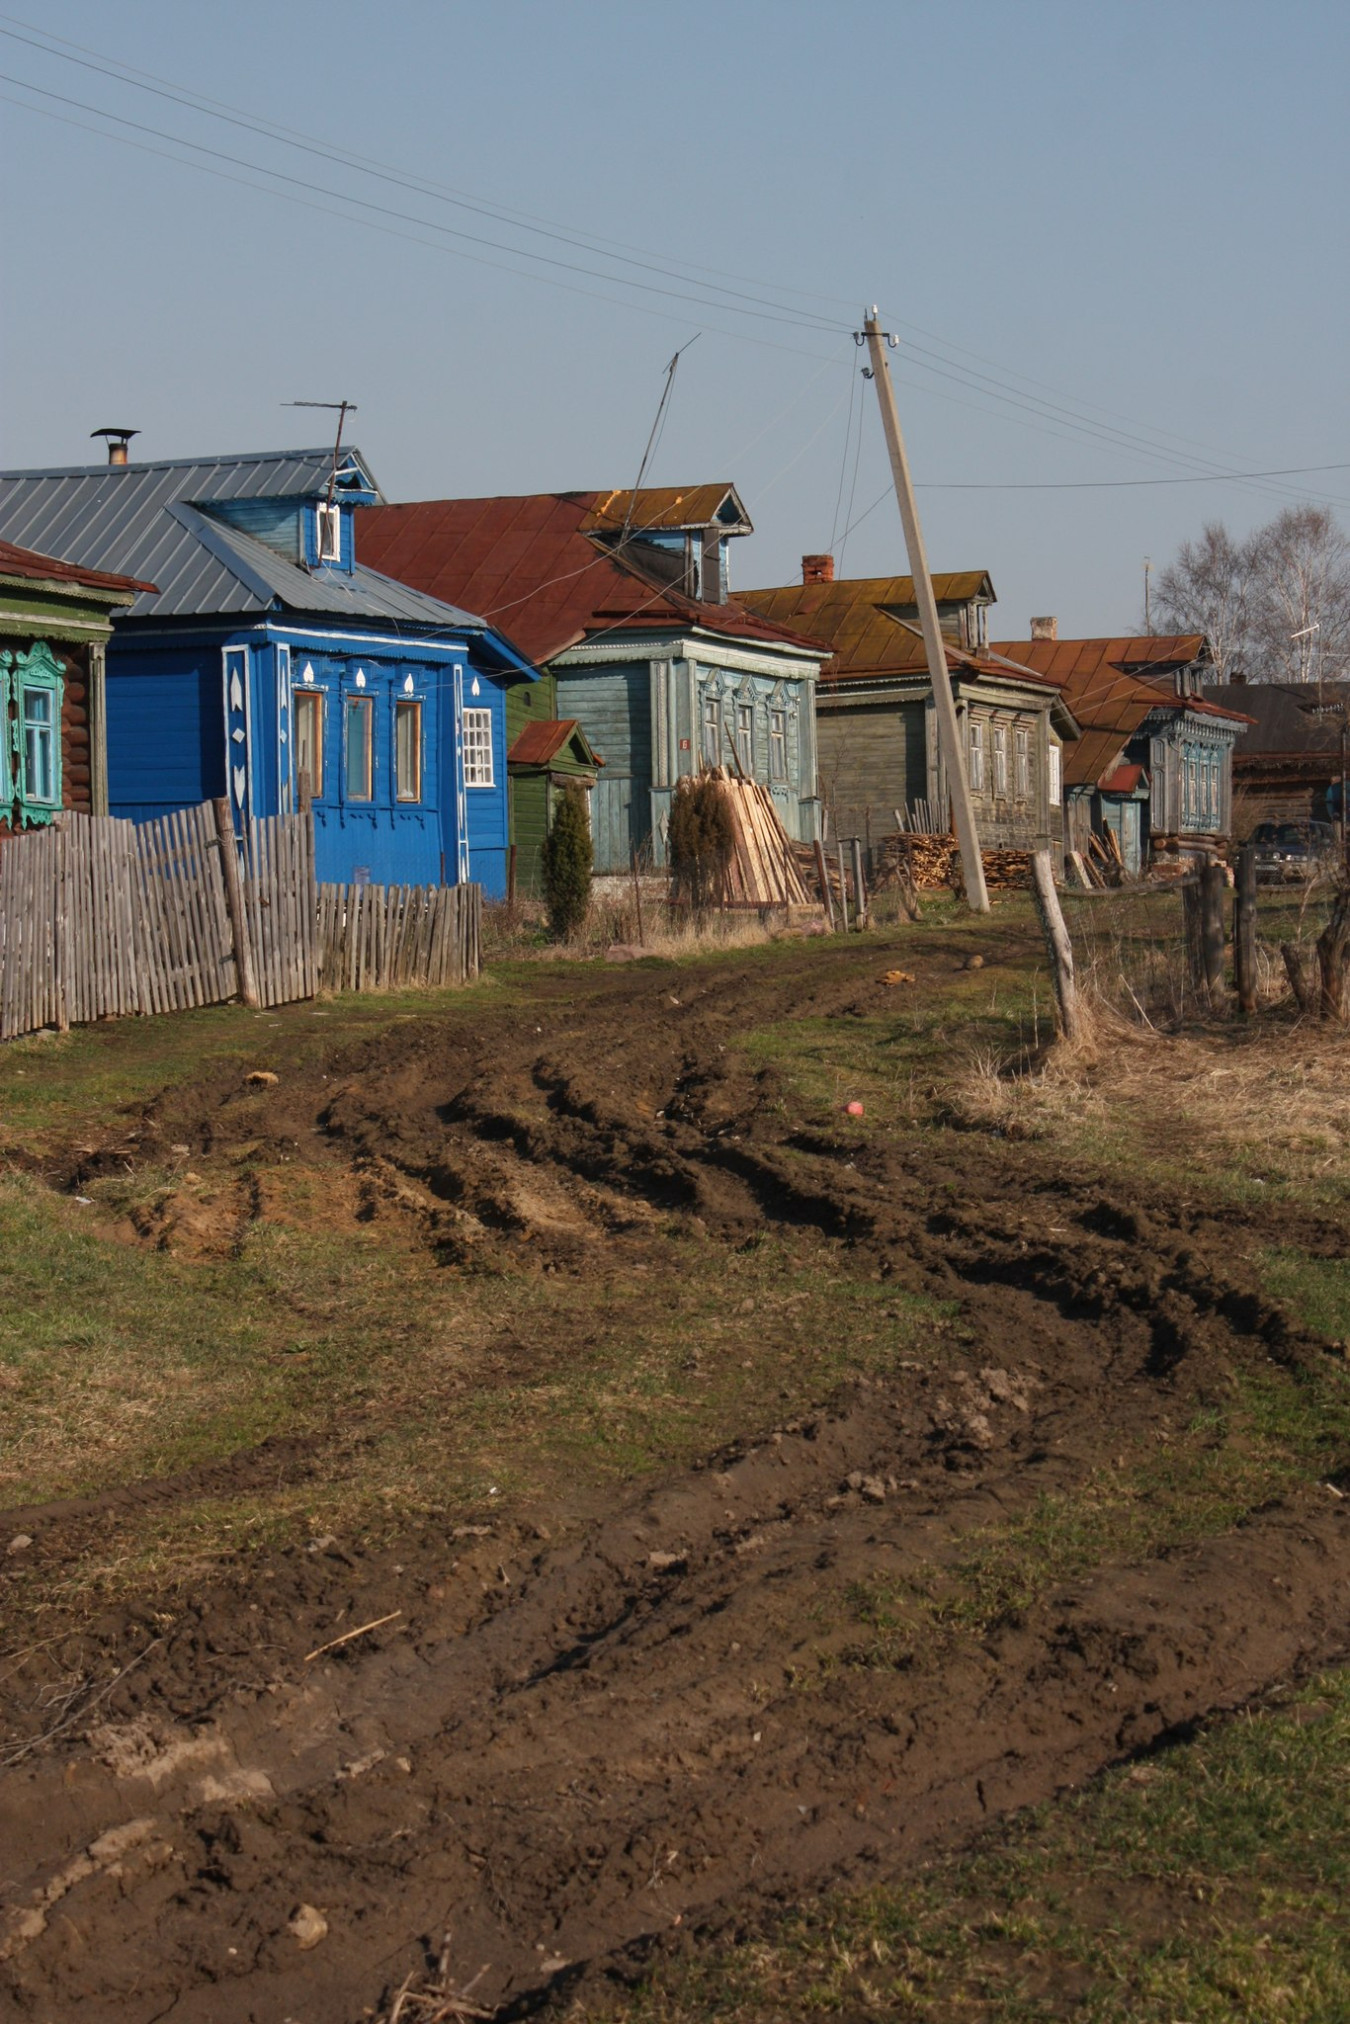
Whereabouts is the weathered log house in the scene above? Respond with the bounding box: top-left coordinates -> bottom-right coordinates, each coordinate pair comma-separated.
992,626 -> 1248,873
738,558 -> 1078,854
0,539 -> 148,837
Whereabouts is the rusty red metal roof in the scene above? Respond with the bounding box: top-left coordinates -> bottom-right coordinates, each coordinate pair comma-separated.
0,536 -> 154,597
1099,762 -> 1148,795
991,637 -> 1250,788
507,718 -> 602,768
357,495 -> 823,665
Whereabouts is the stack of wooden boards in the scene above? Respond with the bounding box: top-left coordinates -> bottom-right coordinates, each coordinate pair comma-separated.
874,832 -> 1033,892
687,768 -> 815,906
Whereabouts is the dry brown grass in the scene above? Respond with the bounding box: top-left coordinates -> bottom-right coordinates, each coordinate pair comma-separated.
950,1000 -> 1350,1197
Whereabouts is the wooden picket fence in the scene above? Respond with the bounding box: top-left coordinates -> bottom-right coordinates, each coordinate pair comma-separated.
0,801 -> 481,1041
316,880 -> 481,992
240,812 -> 318,1009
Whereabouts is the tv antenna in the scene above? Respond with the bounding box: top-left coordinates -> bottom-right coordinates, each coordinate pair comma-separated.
284,399 -> 358,507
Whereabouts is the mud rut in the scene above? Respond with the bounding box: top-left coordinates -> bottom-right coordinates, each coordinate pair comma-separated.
1,945 -> 1347,2023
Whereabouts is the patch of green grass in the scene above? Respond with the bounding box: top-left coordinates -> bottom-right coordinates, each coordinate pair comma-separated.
0,1170 -> 949,1616
828,1359 -> 1348,1669
1261,1248 -> 1350,1344
587,1668 -> 1350,2022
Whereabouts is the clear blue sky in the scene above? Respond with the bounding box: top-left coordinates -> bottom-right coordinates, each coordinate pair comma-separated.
3,0 -> 1347,637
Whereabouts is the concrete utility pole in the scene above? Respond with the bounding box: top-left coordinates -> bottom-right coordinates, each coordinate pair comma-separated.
860,310 -> 988,912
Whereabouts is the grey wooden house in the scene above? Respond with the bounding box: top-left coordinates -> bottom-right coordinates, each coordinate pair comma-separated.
359,487 -> 830,874
739,558 -> 1078,852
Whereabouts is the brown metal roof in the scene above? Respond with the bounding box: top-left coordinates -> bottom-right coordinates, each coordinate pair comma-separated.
990,637 -> 1250,788
737,574 -> 995,681
507,718 -> 602,768
1204,682 -> 1343,758
576,484 -> 750,535
357,494 -> 825,666
0,536 -> 154,597
989,634 -> 1210,684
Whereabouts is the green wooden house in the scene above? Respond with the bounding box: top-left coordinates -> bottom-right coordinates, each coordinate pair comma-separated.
0,538 -> 148,836
504,671 -> 602,898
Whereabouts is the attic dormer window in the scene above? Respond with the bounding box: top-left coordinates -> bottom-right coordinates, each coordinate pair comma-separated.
316,503 -> 341,563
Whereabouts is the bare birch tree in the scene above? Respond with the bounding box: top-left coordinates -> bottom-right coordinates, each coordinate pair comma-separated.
1153,505 -> 1350,683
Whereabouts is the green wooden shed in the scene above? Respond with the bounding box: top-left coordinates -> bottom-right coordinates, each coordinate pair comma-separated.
507,712 -> 603,899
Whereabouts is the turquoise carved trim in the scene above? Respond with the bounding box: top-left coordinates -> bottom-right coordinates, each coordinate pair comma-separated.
7,640 -> 64,826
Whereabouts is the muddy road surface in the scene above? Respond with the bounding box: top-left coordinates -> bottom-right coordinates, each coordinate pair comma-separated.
2,937 -> 1347,2021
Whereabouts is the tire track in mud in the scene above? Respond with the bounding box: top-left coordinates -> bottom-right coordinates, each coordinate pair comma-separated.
2,955 -> 1347,2022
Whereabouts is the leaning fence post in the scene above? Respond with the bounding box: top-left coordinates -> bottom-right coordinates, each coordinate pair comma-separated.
212,795 -> 260,1008
1234,844 -> 1257,1015
1200,858 -> 1227,1008
812,837 -> 836,930
849,837 -> 868,931
1031,848 -> 1081,1042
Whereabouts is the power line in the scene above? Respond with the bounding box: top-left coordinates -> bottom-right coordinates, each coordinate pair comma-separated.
0,11 -> 863,324
4,10 -> 1344,513
0,89 -> 842,366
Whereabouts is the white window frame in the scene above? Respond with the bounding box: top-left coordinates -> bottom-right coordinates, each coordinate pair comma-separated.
316,502 -> 341,563
1048,741 -> 1062,803
769,707 -> 787,782
735,700 -> 755,776
992,722 -> 1009,797
701,694 -> 721,766
463,706 -> 494,788
967,718 -> 985,793
1014,726 -> 1031,799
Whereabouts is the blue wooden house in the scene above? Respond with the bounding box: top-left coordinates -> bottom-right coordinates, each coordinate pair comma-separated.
0,443 -> 538,896
358,486 -> 830,874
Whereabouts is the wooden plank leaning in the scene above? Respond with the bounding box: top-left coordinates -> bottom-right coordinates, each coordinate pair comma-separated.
213,798 -> 260,1008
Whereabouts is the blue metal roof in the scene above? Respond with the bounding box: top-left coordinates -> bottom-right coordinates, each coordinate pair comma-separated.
0,448 -> 489,632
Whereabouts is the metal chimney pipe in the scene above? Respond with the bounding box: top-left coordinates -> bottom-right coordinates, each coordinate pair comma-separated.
90,428 -> 140,467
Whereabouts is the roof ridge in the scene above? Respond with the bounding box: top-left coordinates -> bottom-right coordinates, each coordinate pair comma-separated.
0,446 -> 345,481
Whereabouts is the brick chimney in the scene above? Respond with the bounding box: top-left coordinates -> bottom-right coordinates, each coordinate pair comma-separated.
801,553 -> 835,585
1029,615 -> 1058,641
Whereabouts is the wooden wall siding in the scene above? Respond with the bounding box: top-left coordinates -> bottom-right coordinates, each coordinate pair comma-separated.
315,881 -> 480,992
556,664 -> 652,871
817,699 -> 927,842
59,662 -> 92,814
509,773 -> 549,898
505,671 -> 559,748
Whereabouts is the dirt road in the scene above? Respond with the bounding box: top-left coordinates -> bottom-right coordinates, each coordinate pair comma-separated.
2,937 -> 1346,2021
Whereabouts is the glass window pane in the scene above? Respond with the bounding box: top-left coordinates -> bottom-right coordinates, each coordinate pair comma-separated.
395,700 -> 422,802
22,687 -> 55,803
463,708 -> 493,787
294,691 -> 324,797
345,697 -> 373,800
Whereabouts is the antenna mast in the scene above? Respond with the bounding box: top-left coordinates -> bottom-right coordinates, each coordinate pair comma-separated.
285,399 -> 359,507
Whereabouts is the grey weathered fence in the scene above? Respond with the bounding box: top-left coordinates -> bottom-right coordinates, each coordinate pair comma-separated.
0,805 -> 241,1039
1,803 -> 482,1041
241,811 -> 319,1010
316,881 -> 481,992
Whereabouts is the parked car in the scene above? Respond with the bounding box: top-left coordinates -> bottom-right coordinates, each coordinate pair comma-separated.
1250,819 -> 1337,884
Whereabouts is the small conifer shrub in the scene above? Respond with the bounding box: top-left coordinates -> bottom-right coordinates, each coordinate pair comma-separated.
542,784 -> 593,940
669,773 -> 734,913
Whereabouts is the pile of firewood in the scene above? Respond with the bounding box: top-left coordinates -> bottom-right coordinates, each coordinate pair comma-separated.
874,833 -> 1033,892
693,768 -> 815,906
